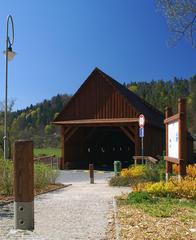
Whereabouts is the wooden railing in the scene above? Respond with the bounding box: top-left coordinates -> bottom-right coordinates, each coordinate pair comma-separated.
133,156 -> 158,165
34,155 -> 60,169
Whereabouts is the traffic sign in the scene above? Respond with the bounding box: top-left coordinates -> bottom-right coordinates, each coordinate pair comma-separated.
139,114 -> 145,127
139,127 -> 144,138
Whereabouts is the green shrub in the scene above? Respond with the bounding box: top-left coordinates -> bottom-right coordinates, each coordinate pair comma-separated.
109,176 -> 132,186
0,159 -> 59,196
109,175 -> 144,187
127,191 -> 157,204
0,159 -> 13,196
50,167 -> 59,184
34,163 -> 59,189
143,159 -> 166,182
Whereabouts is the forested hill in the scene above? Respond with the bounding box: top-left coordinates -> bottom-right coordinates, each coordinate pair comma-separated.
14,94 -> 71,129
126,75 -> 196,134
0,94 -> 71,154
11,94 -> 71,147
0,75 -> 195,153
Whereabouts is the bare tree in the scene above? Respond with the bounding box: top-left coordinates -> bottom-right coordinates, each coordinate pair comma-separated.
157,0 -> 196,47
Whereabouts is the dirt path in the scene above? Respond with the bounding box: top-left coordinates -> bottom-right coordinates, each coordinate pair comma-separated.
0,170 -> 130,240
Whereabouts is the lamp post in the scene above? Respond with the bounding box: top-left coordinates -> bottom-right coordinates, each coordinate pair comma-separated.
3,15 -> 16,160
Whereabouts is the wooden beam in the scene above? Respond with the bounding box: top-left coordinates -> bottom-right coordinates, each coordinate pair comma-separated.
64,127 -> 78,143
164,156 -> 179,164
134,125 -> 140,156
164,113 -> 180,124
127,126 -> 135,138
64,127 -> 71,136
120,127 -> 135,143
53,118 -> 139,127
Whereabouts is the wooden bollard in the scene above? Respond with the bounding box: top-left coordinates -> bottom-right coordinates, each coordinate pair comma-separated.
14,140 -> 34,230
89,164 -> 94,184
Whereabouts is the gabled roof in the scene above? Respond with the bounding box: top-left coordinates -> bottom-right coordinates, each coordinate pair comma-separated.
54,67 -> 164,128
96,68 -> 164,127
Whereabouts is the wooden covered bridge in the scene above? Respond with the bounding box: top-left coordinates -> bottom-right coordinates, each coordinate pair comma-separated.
53,68 -> 165,169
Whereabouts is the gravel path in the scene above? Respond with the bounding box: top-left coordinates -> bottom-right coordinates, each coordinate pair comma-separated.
0,170 -> 130,240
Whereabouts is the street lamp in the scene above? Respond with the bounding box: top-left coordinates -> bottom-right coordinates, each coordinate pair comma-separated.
3,15 -> 16,160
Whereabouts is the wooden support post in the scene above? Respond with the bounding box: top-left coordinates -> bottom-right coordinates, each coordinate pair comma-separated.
14,140 -> 34,230
120,126 -> 135,143
134,125 -> 140,156
165,107 -> 173,181
60,126 -> 65,170
178,98 -> 187,178
89,164 -> 94,184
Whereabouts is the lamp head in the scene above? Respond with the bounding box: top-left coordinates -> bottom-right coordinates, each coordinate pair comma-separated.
3,46 -> 16,61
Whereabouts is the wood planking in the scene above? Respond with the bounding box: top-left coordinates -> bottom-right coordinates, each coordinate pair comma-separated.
60,74 -> 139,121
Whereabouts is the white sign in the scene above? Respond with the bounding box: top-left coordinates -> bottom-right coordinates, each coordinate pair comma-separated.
139,114 -> 145,127
168,121 -> 179,159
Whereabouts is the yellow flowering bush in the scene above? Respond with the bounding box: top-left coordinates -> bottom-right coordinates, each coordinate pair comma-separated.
186,164 -> 196,177
133,182 -> 153,192
172,164 -> 179,175
173,164 -> 196,177
121,165 -> 146,178
135,177 -> 196,200
109,165 -> 148,187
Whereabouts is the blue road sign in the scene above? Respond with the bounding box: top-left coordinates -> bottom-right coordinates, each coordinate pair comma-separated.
139,127 -> 144,138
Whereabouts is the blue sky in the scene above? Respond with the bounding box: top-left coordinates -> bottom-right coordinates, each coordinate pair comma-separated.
0,0 -> 195,110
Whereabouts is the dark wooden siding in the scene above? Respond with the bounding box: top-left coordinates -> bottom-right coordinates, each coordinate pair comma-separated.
143,124 -> 165,156
58,74 -> 138,121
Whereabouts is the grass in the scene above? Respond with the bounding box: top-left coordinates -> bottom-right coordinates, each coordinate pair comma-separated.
34,148 -> 61,157
120,192 -> 196,219
0,159 -> 59,196
34,162 -> 59,188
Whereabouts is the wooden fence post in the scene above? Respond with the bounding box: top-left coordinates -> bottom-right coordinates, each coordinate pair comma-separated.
14,140 -> 34,230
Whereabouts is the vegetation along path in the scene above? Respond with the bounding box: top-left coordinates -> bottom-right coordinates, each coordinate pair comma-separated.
0,170 -> 130,240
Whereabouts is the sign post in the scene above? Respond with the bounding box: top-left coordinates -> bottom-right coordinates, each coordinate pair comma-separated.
164,98 -> 187,181
139,114 -> 145,164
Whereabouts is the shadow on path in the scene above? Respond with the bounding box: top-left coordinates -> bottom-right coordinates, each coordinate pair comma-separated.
0,205 -> 14,220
